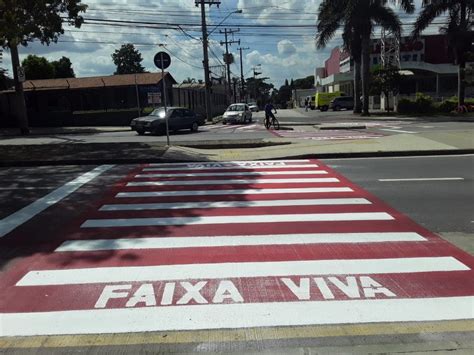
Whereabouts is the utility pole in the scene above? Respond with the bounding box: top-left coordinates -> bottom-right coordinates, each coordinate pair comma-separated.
238,46 -> 249,103
219,28 -> 240,104
252,65 -> 262,103
196,0 -> 220,121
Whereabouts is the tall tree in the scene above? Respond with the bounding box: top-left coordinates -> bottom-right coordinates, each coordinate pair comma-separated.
412,0 -> 474,108
52,56 -> 75,78
22,55 -> 55,80
0,68 -> 13,90
316,0 -> 414,115
112,44 -> 145,75
0,0 -> 87,134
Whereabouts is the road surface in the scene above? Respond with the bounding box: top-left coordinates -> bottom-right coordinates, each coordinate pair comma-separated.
0,157 -> 472,352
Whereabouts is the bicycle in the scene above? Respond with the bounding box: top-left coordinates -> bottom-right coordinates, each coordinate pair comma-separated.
264,114 -> 280,130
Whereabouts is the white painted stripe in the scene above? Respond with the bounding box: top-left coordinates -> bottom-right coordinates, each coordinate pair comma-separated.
116,187 -> 354,198
380,128 -> 417,134
16,257 -> 468,286
143,164 -> 317,171
379,178 -> 464,182
0,165 -> 114,238
3,296 -> 473,336
81,212 -> 394,228
99,198 -> 371,211
135,170 -> 329,178
127,178 -> 340,186
56,232 -> 426,252
148,160 -> 311,167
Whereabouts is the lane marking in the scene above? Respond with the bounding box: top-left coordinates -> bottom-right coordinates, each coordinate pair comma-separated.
99,198 -> 372,211
2,320 -> 473,348
324,154 -> 474,161
379,128 -> 417,134
379,178 -> 464,182
16,257 -> 467,286
2,297 -> 473,336
81,212 -> 394,228
0,165 -> 114,238
143,164 -> 318,171
135,170 -> 329,178
127,178 -> 340,186
116,187 -> 354,198
56,232 -> 426,252
147,160 -> 311,167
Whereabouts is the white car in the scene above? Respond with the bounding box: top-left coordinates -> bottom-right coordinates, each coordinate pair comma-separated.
222,103 -> 253,124
248,102 -> 259,112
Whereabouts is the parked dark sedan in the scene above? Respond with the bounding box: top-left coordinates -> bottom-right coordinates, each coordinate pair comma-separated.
130,107 -> 200,135
330,96 -> 354,111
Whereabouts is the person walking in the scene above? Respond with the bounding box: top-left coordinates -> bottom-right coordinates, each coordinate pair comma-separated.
304,98 -> 309,112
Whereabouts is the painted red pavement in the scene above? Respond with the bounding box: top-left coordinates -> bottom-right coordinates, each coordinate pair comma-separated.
0,160 -> 473,336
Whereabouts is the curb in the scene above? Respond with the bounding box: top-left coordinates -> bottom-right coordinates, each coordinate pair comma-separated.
1,149 -> 472,167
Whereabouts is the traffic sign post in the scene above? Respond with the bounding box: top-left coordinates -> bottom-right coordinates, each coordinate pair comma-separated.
154,52 -> 171,146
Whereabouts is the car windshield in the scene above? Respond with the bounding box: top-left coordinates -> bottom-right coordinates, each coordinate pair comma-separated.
149,108 -> 166,118
227,104 -> 245,112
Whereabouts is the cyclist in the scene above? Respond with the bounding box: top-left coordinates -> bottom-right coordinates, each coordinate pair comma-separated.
264,101 -> 277,128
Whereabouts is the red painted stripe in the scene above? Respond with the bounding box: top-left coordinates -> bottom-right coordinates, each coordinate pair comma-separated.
2,272 -> 473,313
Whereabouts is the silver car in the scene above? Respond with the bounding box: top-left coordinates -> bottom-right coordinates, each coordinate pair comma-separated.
222,104 -> 253,124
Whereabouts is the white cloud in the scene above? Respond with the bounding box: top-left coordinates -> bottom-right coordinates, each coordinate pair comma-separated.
277,40 -> 297,56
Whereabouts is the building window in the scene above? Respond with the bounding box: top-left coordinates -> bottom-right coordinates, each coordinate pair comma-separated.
412,54 -> 418,61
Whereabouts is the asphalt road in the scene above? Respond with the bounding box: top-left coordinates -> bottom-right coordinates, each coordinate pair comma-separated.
325,154 -> 474,256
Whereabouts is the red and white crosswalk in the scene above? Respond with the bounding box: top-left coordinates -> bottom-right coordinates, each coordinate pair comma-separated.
202,123 -> 265,133
0,159 -> 473,337
272,130 -> 386,140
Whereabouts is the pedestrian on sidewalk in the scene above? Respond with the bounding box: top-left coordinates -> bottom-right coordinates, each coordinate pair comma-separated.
304,98 -> 309,112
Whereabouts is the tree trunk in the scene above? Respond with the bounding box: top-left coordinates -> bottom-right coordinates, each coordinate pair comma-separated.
458,60 -> 466,107
353,57 -> 362,114
361,35 -> 370,116
10,44 -> 29,134
458,0 -> 467,108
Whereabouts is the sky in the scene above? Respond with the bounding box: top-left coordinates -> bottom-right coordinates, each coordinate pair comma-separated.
0,0 -> 441,88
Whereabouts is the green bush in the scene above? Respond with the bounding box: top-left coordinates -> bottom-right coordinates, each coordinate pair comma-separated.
397,99 -> 416,114
398,94 -> 435,114
436,100 -> 457,113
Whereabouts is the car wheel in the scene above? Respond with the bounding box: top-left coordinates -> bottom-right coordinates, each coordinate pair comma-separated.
191,122 -> 199,132
222,121 -> 227,125
334,105 -> 341,111
136,129 -> 145,136
321,106 -> 328,112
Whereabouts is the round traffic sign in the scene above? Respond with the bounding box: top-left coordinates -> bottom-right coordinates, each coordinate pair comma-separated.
154,52 -> 171,70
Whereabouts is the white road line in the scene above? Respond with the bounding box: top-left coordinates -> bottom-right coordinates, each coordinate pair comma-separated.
3,296 -> 473,336
99,198 -> 372,211
380,128 -> 417,134
56,232 -> 426,252
16,257 -> 468,286
148,160 -> 311,167
0,165 -> 114,238
135,170 -> 329,178
379,178 -> 464,182
116,187 -> 354,198
81,212 -> 393,228
127,178 -> 340,186
143,164 -> 317,172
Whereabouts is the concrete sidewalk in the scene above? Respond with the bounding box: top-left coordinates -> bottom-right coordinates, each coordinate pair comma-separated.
0,126 -> 473,166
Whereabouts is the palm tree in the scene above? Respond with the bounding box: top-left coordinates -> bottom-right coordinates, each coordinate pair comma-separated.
316,0 -> 414,115
412,0 -> 474,108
